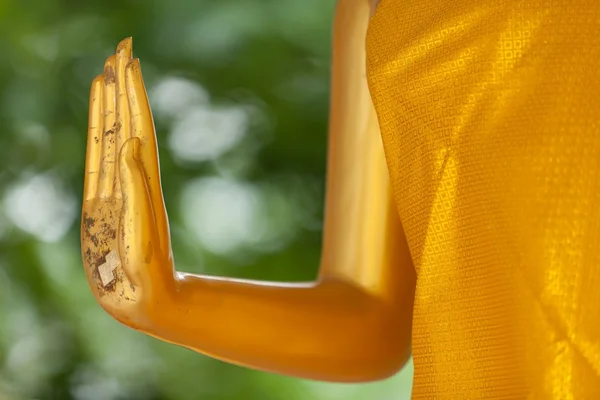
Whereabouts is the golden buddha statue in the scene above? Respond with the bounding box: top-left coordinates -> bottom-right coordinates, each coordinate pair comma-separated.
81,0 -> 600,397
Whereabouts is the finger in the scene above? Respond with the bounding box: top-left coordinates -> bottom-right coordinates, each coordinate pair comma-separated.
114,37 -> 133,198
84,75 -> 104,200
125,59 -> 171,254
98,55 -> 117,198
118,137 -> 160,290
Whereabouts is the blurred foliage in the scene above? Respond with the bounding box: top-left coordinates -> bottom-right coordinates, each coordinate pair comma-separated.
0,0 -> 413,399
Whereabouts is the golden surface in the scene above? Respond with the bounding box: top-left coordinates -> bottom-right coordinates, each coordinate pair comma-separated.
81,0 -> 600,397
81,37 -> 177,330
81,1 -> 415,383
367,0 -> 600,397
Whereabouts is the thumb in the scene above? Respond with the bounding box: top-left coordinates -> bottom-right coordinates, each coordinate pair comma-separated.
118,137 -> 160,290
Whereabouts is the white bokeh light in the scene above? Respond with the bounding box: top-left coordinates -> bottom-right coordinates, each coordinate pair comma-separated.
149,76 -> 250,164
181,177 -> 258,255
169,105 -> 248,163
3,173 -> 77,242
149,76 -> 209,120
180,177 -> 299,257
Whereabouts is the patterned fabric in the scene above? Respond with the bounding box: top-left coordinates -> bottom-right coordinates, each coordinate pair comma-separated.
366,0 -> 600,397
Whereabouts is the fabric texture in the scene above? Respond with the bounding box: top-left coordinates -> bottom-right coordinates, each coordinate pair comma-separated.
366,0 -> 600,398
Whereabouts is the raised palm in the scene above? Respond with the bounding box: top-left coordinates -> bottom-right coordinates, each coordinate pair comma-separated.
81,39 -> 174,329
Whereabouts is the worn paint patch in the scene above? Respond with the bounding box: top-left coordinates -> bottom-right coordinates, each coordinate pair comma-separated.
98,249 -> 121,287
104,64 -> 115,84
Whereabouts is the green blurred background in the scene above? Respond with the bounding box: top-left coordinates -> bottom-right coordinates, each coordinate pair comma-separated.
0,0 -> 413,398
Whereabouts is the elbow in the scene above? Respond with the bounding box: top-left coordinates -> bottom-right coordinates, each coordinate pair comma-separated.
319,329 -> 410,383
317,303 -> 412,383
344,292 -> 413,382
302,346 -> 409,384
361,343 -> 411,382
350,320 -> 412,382
372,304 -> 412,380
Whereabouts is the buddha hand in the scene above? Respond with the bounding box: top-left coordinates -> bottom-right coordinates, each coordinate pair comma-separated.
81,38 -> 175,330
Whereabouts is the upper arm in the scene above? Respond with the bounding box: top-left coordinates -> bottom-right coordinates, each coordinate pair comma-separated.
320,0 -> 415,303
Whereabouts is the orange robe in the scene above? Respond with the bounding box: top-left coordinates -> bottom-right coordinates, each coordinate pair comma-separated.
366,0 -> 600,397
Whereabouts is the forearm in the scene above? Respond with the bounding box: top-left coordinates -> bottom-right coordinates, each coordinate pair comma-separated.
150,0 -> 413,380
124,0 -> 413,381
152,275 -> 408,382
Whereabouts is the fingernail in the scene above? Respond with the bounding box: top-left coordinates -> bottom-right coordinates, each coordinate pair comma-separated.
132,137 -> 141,160
122,140 -> 139,170
117,37 -> 133,56
126,58 -> 141,71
